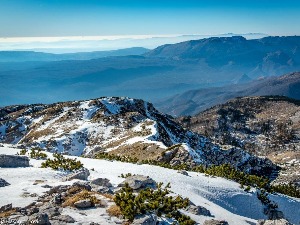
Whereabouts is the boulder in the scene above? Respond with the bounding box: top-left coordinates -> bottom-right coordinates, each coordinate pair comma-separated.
63,168 -> 90,181
132,214 -> 157,225
90,178 -> 112,188
118,175 -> 156,190
29,213 -> 51,225
74,199 -> 92,208
92,186 -> 113,194
72,181 -> 92,191
187,205 -> 212,216
52,215 -> 75,223
0,178 -> 10,187
0,154 -> 29,167
257,219 -> 293,225
203,219 -> 229,225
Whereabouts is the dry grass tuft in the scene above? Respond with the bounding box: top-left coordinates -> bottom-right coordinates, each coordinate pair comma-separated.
0,209 -> 16,218
107,205 -> 122,217
62,190 -> 100,208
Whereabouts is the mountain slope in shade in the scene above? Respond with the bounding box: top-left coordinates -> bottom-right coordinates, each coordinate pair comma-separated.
0,97 -> 276,177
156,72 -> 300,116
177,96 -> 300,187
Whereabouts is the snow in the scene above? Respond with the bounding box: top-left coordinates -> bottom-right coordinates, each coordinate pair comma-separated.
1,145 -> 300,224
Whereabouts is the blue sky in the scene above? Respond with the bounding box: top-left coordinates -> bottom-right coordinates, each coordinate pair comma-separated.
1,0 -> 300,37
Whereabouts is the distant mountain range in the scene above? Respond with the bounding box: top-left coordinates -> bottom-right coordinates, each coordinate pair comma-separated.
156,72 -> 300,116
0,47 -> 149,62
1,36 -> 300,107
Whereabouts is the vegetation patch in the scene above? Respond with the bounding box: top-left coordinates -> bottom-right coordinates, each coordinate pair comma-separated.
41,153 -> 83,171
114,182 -> 195,224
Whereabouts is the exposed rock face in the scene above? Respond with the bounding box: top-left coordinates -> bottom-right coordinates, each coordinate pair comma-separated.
118,175 -> 157,190
0,97 -> 277,177
0,154 -> 29,167
63,168 -> 90,181
257,219 -> 293,225
132,214 -> 157,225
0,203 -> 12,213
0,178 -> 10,187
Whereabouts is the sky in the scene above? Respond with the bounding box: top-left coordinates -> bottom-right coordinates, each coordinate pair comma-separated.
1,0 -> 300,38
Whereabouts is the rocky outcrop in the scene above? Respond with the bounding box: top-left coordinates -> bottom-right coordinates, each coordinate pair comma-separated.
118,175 -> 157,190
0,154 -> 29,167
0,178 -> 10,187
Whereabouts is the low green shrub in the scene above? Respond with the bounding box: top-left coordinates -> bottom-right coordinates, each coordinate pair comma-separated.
114,182 -> 194,224
41,153 -> 83,171
29,148 -> 48,160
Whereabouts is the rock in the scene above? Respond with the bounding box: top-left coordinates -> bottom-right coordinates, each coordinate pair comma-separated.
257,219 -> 293,225
29,213 -> 51,225
0,178 -> 10,187
48,185 -> 69,195
52,215 -> 75,223
63,168 -> 90,181
92,186 -> 113,194
41,185 -> 53,189
72,181 -> 92,191
178,170 -> 189,176
90,178 -> 112,188
118,175 -> 156,190
40,205 -> 62,218
187,205 -> 212,216
51,194 -> 62,205
74,199 -> 92,208
203,219 -> 229,225
0,203 -> 12,212
132,214 -> 157,225
0,154 -> 29,167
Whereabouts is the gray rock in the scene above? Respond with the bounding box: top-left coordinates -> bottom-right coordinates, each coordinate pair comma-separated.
63,168 -> 90,181
52,215 -> 75,223
74,199 -> 92,208
29,213 -> 51,225
118,175 -> 156,190
48,185 -> 69,195
51,194 -> 62,205
187,205 -> 212,216
0,154 -> 29,167
132,214 -> 157,225
178,170 -> 189,176
257,219 -> 293,225
72,181 -> 92,191
203,219 -> 229,225
90,178 -> 112,188
92,186 -> 113,194
0,178 -> 10,187
0,203 -> 12,213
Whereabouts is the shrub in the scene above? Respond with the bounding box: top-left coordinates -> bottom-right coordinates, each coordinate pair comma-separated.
41,153 -> 83,171
271,182 -> 300,198
18,149 -> 27,155
29,148 -> 47,160
114,182 -> 194,224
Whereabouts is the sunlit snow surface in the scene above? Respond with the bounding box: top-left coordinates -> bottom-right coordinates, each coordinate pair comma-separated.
0,145 -> 299,225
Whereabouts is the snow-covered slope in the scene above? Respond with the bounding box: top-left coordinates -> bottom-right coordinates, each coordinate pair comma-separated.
0,145 -> 299,225
0,97 -> 276,176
